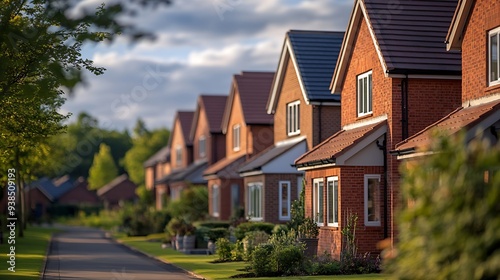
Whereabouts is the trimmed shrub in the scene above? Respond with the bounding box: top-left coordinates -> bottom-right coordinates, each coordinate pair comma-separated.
215,238 -> 232,262
386,134 -> 500,279
250,244 -> 274,276
272,244 -> 305,275
207,227 -> 229,241
194,221 -> 230,229
235,222 -> 274,240
231,240 -> 244,261
242,231 -> 269,260
272,224 -> 288,235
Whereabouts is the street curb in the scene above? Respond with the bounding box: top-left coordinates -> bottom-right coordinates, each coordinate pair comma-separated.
40,234 -> 55,280
105,232 -> 206,280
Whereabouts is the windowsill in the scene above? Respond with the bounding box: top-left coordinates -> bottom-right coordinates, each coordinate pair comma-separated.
233,148 -> 240,152
279,217 -> 291,221
486,82 -> 500,93
212,213 -> 220,218
287,131 -> 301,137
356,113 -> 373,121
365,222 -> 381,227
249,217 -> 263,222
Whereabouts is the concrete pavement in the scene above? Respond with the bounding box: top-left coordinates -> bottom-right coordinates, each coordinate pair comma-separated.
42,226 -> 198,280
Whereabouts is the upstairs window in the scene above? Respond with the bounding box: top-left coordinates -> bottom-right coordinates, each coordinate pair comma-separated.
233,124 -> 240,151
357,71 -> 373,117
287,101 -> 300,136
175,145 -> 182,167
489,27 -> 500,86
199,135 -> 206,158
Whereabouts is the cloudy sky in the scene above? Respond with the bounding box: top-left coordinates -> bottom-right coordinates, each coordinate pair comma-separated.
62,0 -> 352,132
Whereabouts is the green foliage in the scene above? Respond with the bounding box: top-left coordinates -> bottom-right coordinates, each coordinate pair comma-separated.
298,217 -> 319,239
288,179 -> 306,231
136,184 -> 154,205
166,186 -> 208,222
215,238 -> 233,262
234,222 -> 275,240
272,244 -> 305,275
242,231 -> 270,260
165,217 -> 186,237
250,244 -> 275,276
120,204 -> 171,236
123,121 -> 170,185
272,224 -> 289,235
88,143 -> 118,190
194,221 -> 231,229
206,227 -> 229,242
387,134 -> 500,280
341,211 -> 358,258
231,240 -> 245,261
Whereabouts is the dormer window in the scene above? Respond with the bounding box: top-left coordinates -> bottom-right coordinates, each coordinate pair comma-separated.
489,27 -> 500,86
233,124 -> 240,151
357,71 -> 373,117
287,101 -> 300,136
199,135 -> 206,158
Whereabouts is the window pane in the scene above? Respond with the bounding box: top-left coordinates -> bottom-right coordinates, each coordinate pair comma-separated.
297,104 -> 300,131
318,181 -> 324,222
281,183 -> 289,217
327,180 -> 334,224
367,178 -> 380,222
491,34 -> 498,82
334,181 -> 338,223
231,184 -> 240,212
368,74 -> 372,112
358,78 -> 362,114
287,105 -> 291,134
363,77 -> 368,113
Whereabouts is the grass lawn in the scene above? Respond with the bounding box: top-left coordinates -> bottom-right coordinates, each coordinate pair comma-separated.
0,226 -> 60,280
116,234 -> 388,280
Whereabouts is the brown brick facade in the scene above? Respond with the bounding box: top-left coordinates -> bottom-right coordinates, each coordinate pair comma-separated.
208,178 -> 244,221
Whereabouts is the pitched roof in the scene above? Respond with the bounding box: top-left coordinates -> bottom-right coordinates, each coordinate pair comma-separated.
177,111 -> 195,145
394,98 -> 500,155
267,30 -> 344,113
446,0 -> 474,50
143,146 -> 170,167
239,137 -> 306,174
294,119 -> 387,168
27,176 -> 77,202
222,72 -> 275,133
156,160 -> 208,185
203,155 -> 247,179
331,0 -> 461,93
97,174 -> 135,197
190,95 -> 227,140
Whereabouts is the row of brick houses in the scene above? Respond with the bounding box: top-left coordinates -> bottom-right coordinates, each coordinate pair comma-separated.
145,0 -> 500,259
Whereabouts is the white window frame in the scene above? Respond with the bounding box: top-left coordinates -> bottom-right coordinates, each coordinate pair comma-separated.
364,174 -> 381,226
279,181 -> 291,220
175,145 -> 182,166
286,100 -> 301,136
357,71 -> 373,117
297,176 -> 303,198
327,177 -> 339,227
212,184 -> 220,217
248,183 -> 263,221
489,27 -> 500,86
233,124 -> 241,151
313,178 -> 324,226
199,135 -> 206,158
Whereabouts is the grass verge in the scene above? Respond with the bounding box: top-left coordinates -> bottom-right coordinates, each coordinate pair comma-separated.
0,226 -> 60,280
115,234 -> 388,280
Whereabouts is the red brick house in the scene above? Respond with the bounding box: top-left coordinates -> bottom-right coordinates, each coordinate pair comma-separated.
238,30 -> 344,224
294,0 -> 463,259
156,95 -> 227,210
97,174 -> 138,208
144,146 -> 170,205
155,111 -> 194,209
58,177 -> 99,206
203,72 -> 275,221
393,0 -> 500,158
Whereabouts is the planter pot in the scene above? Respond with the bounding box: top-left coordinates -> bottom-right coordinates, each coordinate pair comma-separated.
299,238 -> 318,258
207,240 -> 216,254
183,235 -> 196,250
176,235 -> 185,251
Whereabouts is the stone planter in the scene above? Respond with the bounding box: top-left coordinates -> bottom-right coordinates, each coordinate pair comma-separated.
299,238 -> 318,258
176,235 -> 185,251
183,235 -> 196,250
207,240 -> 216,254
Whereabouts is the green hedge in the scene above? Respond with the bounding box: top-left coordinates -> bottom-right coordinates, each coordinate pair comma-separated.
235,221 -> 274,240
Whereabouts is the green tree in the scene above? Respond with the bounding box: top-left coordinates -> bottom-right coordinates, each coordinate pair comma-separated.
88,143 -> 118,190
166,185 -> 208,222
123,119 -> 170,185
387,133 -> 500,279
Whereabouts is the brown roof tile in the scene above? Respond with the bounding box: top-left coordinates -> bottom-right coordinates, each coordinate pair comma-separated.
177,111 -> 195,145
203,155 -> 247,179
395,99 -> 500,153
192,95 -> 227,138
295,120 -> 387,167
235,72 -> 275,125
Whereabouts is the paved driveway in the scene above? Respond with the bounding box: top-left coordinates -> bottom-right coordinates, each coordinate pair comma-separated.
42,226 -> 197,280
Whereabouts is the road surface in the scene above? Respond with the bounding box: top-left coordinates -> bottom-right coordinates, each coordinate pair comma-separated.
42,226 -> 197,280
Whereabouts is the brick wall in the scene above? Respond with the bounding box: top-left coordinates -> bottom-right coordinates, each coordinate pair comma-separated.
212,133 -> 226,165
226,89 -> 248,157
193,104 -> 210,163
249,125 -> 274,157
145,167 -> 154,190
313,105 -> 341,146
461,0 -> 500,101
304,166 -> 385,259
273,58 -> 314,149
170,118 -> 191,169
59,182 -> 99,205
208,178 -> 244,220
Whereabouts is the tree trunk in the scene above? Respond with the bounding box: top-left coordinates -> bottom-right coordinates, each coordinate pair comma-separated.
15,149 -> 24,238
